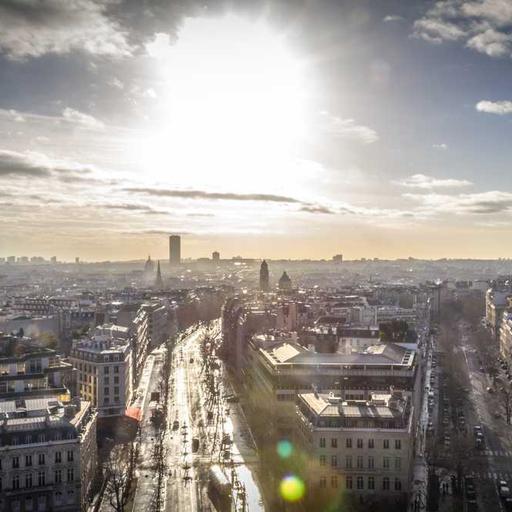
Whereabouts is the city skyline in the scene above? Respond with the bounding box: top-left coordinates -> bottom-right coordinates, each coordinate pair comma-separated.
2,1 -> 512,260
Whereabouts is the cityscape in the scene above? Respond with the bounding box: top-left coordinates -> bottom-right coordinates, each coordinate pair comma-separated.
2,1 -> 512,512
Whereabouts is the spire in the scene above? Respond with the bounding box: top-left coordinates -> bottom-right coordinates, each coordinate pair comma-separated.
155,260 -> 163,289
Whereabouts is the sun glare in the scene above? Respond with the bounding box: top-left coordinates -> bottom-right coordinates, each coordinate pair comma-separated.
142,14 -> 308,192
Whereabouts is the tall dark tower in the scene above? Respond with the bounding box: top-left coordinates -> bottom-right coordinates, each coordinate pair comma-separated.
169,235 -> 181,265
155,260 -> 163,289
259,260 -> 269,291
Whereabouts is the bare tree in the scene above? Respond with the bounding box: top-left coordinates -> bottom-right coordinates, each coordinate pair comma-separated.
104,444 -> 135,512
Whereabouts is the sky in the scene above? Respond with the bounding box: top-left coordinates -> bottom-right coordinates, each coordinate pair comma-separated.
1,0 -> 512,261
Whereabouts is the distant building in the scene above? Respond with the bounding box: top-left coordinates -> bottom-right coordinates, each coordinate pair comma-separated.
259,260 -> 269,291
278,271 -> 292,291
169,235 -> 181,265
7,256 -> 15,263
212,251 -> 220,262
155,260 -> 163,289
51,256 -> 57,264
144,255 -> 155,274
332,254 -> 343,262
75,257 -> 80,264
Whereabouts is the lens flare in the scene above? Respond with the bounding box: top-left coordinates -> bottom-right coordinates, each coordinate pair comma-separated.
280,474 -> 305,502
276,439 -> 293,459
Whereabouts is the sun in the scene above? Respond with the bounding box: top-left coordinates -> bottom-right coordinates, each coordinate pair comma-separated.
141,14 -> 308,193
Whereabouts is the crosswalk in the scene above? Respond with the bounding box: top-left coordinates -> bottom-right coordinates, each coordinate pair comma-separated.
482,449 -> 512,457
467,470 -> 512,480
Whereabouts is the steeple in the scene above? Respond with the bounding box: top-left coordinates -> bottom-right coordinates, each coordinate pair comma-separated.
155,260 -> 163,289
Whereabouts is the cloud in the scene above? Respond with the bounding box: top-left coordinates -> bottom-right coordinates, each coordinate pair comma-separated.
97,203 -> 169,215
432,143 -> 448,150
405,190 -> 512,214
320,112 -> 379,144
299,205 -> 335,214
0,0 -> 132,60
62,107 -> 105,129
0,148 -> 103,184
0,149 -> 52,177
125,187 -> 307,205
383,15 -> 405,22
396,174 -> 473,189
476,100 -> 512,115
414,0 -> 512,58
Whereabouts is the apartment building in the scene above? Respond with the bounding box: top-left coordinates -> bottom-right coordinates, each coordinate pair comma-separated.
0,397 -> 97,512
0,336 -> 75,400
295,391 -> 412,509
69,334 -> 131,417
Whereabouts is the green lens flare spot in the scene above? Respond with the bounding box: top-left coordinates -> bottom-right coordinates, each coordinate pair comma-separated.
280,475 -> 305,502
276,440 -> 293,459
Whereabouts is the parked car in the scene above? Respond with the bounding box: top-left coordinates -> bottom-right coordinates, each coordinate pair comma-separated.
498,480 -> 511,499
172,420 -> 179,430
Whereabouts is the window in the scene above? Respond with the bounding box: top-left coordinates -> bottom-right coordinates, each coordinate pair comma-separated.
114,376 -> 119,384
55,470 -> 62,484
114,386 -> 119,395
104,387 -> 109,395
114,366 -> 119,373
368,438 -> 374,449
395,479 -> 402,491
12,474 -> 20,490
331,475 -> 338,488
67,450 -> 74,462
319,437 -> 326,448
25,473 -> 32,488
319,476 -> 327,488
357,476 -> 364,490
357,438 -> 363,449
104,397 -> 110,405
12,456 -> 19,469
331,455 -> 337,468
331,438 -> 337,448
320,455 -> 326,466
345,456 -> 352,469
346,476 -> 353,490
368,476 -> 375,490
395,457 -> 401,470
357,456 -> 363,469
26,455 -> 32,466
38,453 -> 45,465
346,438 -> 352,448
383,477 -> 390,490
38,471 -> 45,487
104,377 -> 110,385
67,468 -> 74,482
104,367 -> 109,374
383,439 -> 390,449
383,457 -> 390,469
55,452 -> 62,463
395,439 -> 401,450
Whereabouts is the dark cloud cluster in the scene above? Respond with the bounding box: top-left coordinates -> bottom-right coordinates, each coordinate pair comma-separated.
125,186 -> 306,204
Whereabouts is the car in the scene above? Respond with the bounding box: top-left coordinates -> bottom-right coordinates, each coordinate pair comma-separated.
479,366 -> 485,372
443,418 -> 449,426
474,425 -> 482,435
487,386 -> 494,393
172,420 -> 179,430
498,480 -> 511,499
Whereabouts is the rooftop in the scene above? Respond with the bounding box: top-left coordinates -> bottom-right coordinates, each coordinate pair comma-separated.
260,341 -> 416,368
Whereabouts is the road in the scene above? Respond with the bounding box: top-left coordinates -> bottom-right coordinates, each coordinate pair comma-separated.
431,321 -> 512,512
164,322 -> 265,512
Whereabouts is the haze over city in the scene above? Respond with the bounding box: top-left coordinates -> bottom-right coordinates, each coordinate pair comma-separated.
2,1 -> 512,261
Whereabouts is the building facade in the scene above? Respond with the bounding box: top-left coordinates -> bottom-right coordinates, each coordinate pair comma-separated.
69,334 -> 132,417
